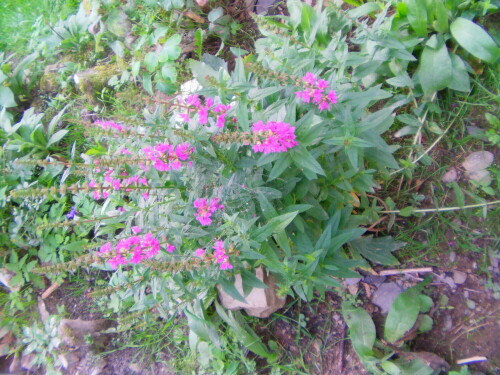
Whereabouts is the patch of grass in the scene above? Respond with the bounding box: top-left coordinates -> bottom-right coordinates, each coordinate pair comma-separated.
0,0 -> 79,53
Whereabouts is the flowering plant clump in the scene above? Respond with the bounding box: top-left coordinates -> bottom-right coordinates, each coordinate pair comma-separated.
19,5 -> 411,369
295,72 -> 338,111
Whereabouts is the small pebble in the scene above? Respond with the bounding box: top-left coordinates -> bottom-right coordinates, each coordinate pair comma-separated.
449,252 -> 457,263
453,270 -> 467,284
442,314 -> 453,332
464,290 -> 469,299
466,299 -> 476,310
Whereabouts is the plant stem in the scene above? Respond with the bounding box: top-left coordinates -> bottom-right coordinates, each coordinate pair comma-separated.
381,200 -> 500,214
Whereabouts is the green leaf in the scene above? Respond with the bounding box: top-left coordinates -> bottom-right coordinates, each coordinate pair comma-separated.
215,303 -> 276,360
144,52 -> 158,72
350,236 -> 403,265
387,72 -> 415,88
433,0 -> 449,33
405,0 -> 428,37
418,35 -> 452,94
399,206 -> 415,217
342,302 -> 376,358
230,47 -> 248,57
347,2 -> 381,18
384,287 -> 421,343
47,130 -> 68,148
253,211 -> 299,242
159,34 -> 182,62
161,64 -> 177,82
450,17 -> 500,63
208,7 -> 223,22
142,73 -> 153,95
418,314 -> 433,333
419,295 -> 433,313
268,155 -> 291,181
290,146 -> 325,176
448,53 -> 470,92
0,86 -> 16,108
218,277 -> 247,304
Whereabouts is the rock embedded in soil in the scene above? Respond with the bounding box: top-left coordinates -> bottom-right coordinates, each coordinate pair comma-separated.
58,318 -> 115,347
452,270 -> 467,284
441,167 -> 458,183
371,282 -> 404,314
218,266 -> 285,318
462,151 -> 494,184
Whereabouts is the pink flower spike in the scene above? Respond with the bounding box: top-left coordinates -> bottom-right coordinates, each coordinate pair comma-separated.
318,101 -> 330,111
303,72 -> 317,85
194,248 -> 205,257
179,113 -> 190,122
100,242 -> 112,253
186,95 -> 201,108
131,226 -> 142,234
327,90 -> 338,104
220,262 -> 233,270
316,79 -> 329,89
213,240 -> 225,252
166,244 -> 176,253
112,179 -> 121,191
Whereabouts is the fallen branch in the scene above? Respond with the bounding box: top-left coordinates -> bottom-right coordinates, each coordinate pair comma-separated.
456,356 -> 488,365
41,281 -> 61,299
379,267 -> 433,276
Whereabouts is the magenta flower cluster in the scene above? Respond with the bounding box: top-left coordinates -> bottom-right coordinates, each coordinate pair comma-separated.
99,232 -> 174,268
295,72 -> 338,111
251,121 -> 298,154
194,240 -> 233,270
180,95 -> 231,128
89,169 -> 150,200
141,142 -> 193,172
194,197 -> 224,226
94,120 -> 127,133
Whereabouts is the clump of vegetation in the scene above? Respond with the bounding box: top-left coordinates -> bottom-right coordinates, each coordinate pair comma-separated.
0,0 -> 498,373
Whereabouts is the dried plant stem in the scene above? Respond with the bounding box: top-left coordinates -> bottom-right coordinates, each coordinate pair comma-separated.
41,282 -> 61,299
381,200 -> 500,214
379,267 -> 433,276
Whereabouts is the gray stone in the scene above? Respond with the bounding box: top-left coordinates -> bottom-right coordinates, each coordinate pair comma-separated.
452,270 -> 467,284
255,0 -> 279,14
442,314 -> 453,332
466,299 -> 476,310
441,168 -> 458,183
462,151 -> 494,171
371,282 -> 404,314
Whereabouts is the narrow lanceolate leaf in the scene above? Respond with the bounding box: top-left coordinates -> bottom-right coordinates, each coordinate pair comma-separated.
252,211 -> 299,242
418,36 -> 452,94
342,302 -> 376,359
450,18 -> 500,64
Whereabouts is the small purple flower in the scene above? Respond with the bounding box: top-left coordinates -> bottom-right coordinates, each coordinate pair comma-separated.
66,206 -> 77,219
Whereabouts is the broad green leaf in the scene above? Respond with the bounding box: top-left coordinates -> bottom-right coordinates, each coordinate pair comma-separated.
387,72 -> 415,88
342,302 -> 376,358
418,314 -> 433,333
418,295 -> 433,313
418,35 -> 452,94
450,18 -> 500,63
161,64 -> 177,82
159,34 -> 182,62
144,52 -> 158,72
268,155 -> 291,181
405,0 -> 428,37
208,7 -> 223,22
448,53 -> 470,92
384,287 -> 421,343
350,236 -> 403,265
0,86 -> 16,108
